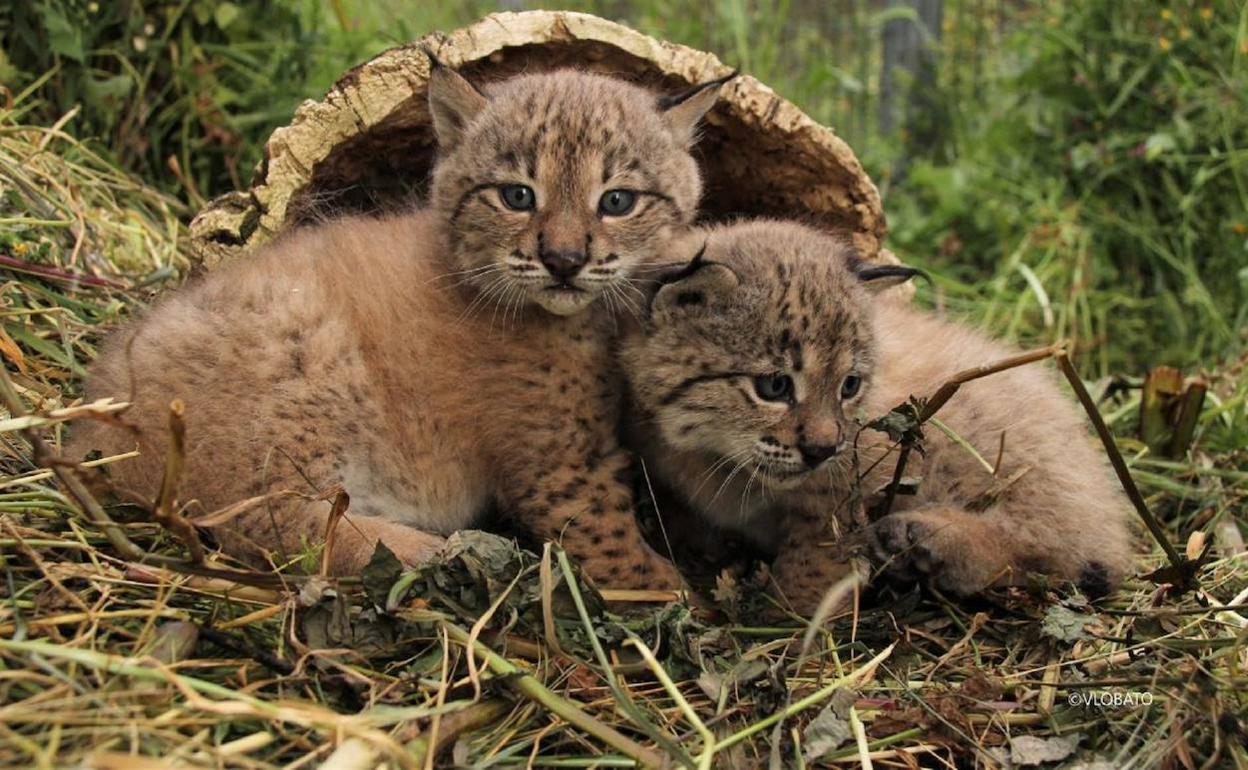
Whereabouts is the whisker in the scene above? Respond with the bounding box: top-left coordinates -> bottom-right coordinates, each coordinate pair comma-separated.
507,283 -> 528,329
709,454 -> 754,507
738,461 -> 763,523
455,273 -> 510,326
691,448 -> 749,496
426,262 -> 503,289
491,282 -> 521,329
609,281 -> 644,325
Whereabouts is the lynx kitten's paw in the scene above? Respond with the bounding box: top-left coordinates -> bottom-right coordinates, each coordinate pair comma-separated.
867,509 -> 1006,595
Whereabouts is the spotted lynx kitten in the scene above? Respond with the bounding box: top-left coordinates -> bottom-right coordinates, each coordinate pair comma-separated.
621,220 -> 1134,612
70,64 -> 727,587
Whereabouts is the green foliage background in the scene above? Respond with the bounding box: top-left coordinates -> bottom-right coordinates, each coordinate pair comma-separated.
2,0 -> 1245,377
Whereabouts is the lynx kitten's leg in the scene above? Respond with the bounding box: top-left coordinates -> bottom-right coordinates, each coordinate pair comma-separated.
212,497 -> 446,576
504,449 -> 682,590
322,515 -> 447,575
867,506 -> 1125,597
768,512 -> 863,616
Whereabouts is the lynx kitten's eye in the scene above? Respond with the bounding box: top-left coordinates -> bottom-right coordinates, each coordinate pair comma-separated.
840,374 -> 862,400
598,189 -> 637,216
499,184 -> 536,211
753,373 -> 794,402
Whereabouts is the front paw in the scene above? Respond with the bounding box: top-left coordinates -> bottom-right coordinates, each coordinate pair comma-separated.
868,513 -> 940,581
866,511 -> 996,595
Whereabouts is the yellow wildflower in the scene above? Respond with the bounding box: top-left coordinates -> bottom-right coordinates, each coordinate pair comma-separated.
1199,7 -> 1213,20
1179,27 -> 1191,40
1159,36 -> 1173,51
1160,9 -> 1172,20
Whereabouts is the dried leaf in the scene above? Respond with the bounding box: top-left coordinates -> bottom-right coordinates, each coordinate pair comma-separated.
802,688 -> 857,761
143,621 -> 200,664
1009,733 -> 1083,766
864,399 -> 925,448
0,324 -> 26,373
696,671 -> 724,702
361,541 -> 403,609
1062,759 -> 1116,770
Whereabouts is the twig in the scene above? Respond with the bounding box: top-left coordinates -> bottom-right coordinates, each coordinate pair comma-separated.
152,399 -> 204,562
197,625 -> 295,676
875,344 -> 1061,516
1054,349 -> 1186,576
0,364 -> 145,562
0,364 -> 336,590
0,252 -> 127,289
918,345 -> 1062,423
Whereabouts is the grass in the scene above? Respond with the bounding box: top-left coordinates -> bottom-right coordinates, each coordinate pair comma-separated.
1,2 -> 1246,768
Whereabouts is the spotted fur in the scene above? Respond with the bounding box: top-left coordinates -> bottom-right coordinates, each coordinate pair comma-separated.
621,220 -> 1135,612
68,68 -> 725,586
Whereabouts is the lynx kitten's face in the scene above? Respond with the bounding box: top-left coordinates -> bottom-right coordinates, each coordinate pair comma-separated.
625,222 -> 905,492
428,67 -> 720,316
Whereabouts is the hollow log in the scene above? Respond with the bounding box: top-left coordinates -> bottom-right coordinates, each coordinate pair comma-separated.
189,10 -> 887,269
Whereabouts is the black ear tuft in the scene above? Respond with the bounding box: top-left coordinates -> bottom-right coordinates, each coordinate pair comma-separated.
848,254 -> 928,293
657,72 -> 738,146
657,70 -> 740,111
653,241 -> 710,288
856,265 -> 927,283
646,240 -> 739,318
426,56 -> 488,149
422,46 -> 444,70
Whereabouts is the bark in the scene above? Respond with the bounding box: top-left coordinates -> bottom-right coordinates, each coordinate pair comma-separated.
190,10 -> 887,270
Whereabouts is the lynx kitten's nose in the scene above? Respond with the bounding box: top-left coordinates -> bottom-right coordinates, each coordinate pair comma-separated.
540,249 -> 588,282
798,443 -> 838,468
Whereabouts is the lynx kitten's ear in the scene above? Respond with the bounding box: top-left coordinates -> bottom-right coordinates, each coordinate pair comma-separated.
658,71 -> 737,146
426,52 -> 487,150
650,244 -> 741,320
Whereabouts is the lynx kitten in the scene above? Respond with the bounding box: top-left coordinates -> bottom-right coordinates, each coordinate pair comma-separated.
70,63 -> 728,587
621,220 -> 1134,611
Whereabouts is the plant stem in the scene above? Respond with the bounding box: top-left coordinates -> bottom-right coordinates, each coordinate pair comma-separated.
712,642 -> 895,752
440,621 -> 665,769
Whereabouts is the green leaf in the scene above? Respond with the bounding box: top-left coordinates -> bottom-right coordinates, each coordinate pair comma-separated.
36,5 -> 85,63
1070,142 -> 1099,172
1144,133 -> 1177,161
1041,605 -> 1094,642
214,2 -> 241,30
85,74 -> 133,105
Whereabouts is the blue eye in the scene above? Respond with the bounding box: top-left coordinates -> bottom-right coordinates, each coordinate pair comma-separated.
499,184 -> 535,211
754,373 -> 794,402
840,374 -> 862,400
598,189 -> 637,216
